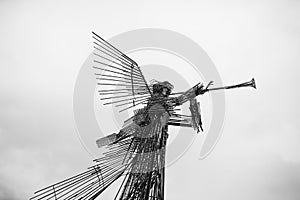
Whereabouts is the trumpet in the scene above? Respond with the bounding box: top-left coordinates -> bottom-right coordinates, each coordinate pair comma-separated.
207,78 -> 256,92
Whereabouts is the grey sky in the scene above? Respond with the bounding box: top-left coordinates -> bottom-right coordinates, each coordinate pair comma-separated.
0,0 -> 299,199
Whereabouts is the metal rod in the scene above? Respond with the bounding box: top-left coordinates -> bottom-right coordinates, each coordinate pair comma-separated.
92,32 -> 138,66
93,42 -> 137,70
100,93 -> 150,101
93,57 -> 142,78
93,66 -> 142,80
97,77 -> 146,85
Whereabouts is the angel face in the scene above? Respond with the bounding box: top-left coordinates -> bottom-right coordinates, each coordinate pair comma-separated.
152,81 -> 174,97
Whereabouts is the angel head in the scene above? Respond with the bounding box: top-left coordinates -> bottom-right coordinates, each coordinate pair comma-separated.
151,80 -> 174,97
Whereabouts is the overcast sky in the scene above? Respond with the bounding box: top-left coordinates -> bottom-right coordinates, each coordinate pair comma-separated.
0,0 -> 300,199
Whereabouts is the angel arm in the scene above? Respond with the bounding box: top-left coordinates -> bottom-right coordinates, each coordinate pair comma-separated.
168,81 -> 213,132
171,81 -> 213,106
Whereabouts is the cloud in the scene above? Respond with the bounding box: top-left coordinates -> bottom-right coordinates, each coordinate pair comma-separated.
0,178 -> 17,200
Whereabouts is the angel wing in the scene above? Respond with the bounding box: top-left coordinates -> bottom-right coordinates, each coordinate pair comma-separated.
30,135 -> 134,200
92,32 -> 152,112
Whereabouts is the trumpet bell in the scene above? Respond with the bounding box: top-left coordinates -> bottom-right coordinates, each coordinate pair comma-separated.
250,78 -> 256,89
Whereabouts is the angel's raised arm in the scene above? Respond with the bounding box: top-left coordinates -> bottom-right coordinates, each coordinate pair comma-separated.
170,81 -> 213,106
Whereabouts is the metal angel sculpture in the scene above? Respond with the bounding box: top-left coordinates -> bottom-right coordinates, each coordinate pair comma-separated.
31,32 -> 256,200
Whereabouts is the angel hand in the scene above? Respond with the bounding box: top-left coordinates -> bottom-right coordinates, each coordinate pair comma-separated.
196,81 -> 213,95
195,84 -> 207,95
